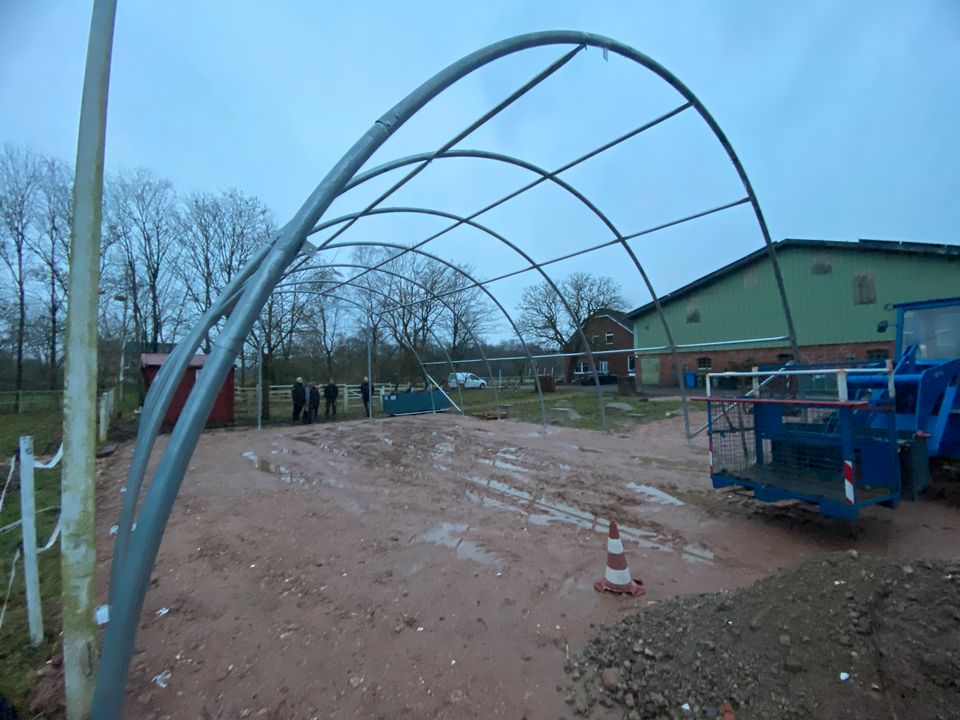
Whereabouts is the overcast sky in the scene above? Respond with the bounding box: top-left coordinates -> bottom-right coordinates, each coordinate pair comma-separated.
2,2 -> 957,337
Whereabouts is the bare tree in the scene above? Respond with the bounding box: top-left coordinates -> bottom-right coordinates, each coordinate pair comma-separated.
104,169 -> 184,352
26,157 -> 73,387
0,145 -> 41,404
179,188 -> 271,351
518,271 -> 626,350
440,263 -> 494,361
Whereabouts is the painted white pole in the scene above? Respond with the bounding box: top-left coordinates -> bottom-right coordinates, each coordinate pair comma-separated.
19,436 -> 44,646
256,337 -> 263,431
62,0 -> 117,715
366,328 -> 373,419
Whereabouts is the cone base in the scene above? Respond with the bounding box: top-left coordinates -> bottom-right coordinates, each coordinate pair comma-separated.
593,577 -> 645,597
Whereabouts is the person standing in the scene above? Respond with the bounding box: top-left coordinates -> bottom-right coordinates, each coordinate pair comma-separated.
323,378 -> 339,419
360,376 -> 371,417
291,376 -> 306,422
308,381 -> 320,424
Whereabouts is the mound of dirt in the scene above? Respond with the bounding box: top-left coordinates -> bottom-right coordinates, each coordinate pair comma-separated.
563,553 -> 960,719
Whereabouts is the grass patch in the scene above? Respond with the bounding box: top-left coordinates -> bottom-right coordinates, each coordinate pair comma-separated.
456,386 -> 687,431
1,410 -> 63,712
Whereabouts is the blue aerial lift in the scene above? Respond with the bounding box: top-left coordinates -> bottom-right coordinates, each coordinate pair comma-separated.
701,297 -> 960,519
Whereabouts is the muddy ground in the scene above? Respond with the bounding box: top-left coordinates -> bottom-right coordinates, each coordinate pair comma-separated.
66,414 -> 960,718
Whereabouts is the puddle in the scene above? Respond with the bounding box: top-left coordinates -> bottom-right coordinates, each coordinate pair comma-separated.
626,482 -> 685,506
464,474 -> 713,564
496,447 -> 523,462
431,441 -> 454,460
477,457 -> 529,476
465,475 -> 668,551
682,543 -> 715,565
421,522 -> 503,566
242,450 -> 342,488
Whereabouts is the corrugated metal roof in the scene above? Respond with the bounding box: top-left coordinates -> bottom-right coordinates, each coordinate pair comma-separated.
140,353 -> 206,368
627,238 -> 960,319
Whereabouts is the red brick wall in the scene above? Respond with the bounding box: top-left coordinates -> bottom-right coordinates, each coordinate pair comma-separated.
650,340 -> 896,386
565,315 -> 634,378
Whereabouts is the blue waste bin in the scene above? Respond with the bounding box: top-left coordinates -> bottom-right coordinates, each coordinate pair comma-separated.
684,371 -> 697,389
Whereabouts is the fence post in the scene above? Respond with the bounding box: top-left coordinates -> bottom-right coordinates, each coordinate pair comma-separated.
98,394 -> 108,443
343,384 -> 349,411
19,436 -> 44,646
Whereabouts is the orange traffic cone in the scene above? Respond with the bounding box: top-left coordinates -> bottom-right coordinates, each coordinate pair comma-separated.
594,520 -> 645,597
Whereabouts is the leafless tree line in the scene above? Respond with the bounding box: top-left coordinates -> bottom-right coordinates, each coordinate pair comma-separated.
0,144 -> 500,402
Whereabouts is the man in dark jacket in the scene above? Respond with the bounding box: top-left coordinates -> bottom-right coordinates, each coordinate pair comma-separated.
291,377 -> 306,422
323,378 -> 339,418
360,376 -> 371,417
307,381 -> 320,423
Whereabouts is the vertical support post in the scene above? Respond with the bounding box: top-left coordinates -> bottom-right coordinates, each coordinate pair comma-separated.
840,406 -> 856,505
837,369 -> 849,402
751,366 -> 760,394
62,0 -> 117,715
366,329 -> 373,419
256,338 -> 263,431
116,295 -> 127,411
19,436 -> 44,647
97,395 -> 107,443
343,384 -> 349,411
885,358 -> 896,399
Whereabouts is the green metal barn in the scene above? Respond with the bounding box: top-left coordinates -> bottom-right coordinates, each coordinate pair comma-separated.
629,239 -> 960,386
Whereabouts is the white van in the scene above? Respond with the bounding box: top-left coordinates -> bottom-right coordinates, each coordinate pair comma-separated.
448,372 -> 487,389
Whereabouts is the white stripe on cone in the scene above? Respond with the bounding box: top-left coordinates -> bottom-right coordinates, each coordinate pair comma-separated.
605,566 -> 632,587
843,460 -> 855,504
607,537 -> 624,554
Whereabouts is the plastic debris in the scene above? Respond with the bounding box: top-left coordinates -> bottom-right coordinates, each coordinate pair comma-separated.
94,604 -> 110,625
681,702 -> 692,714
152,670 -> 172,688
109,525 -> 118,536
156,607 -> 170,617
839,672 -> 850,681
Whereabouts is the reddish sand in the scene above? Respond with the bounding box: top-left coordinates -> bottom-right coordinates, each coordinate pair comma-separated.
92,414 -> 960,719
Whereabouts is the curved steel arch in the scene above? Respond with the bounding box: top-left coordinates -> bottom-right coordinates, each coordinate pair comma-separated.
303,206 -> 614,429
280,287 -> 464,414
272,262 -> 510,417
297,239 -> 548,422
96,32 -> 796,714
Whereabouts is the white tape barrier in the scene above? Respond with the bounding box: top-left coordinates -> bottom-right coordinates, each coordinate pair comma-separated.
0,454 -> 16,516
36,444 -> 63,470
0,547 -> 22,633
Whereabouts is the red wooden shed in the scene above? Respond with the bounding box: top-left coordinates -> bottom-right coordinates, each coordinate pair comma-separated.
140,353 -> 235,427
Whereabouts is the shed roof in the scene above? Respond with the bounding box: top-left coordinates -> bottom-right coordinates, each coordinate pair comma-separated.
627,238 -> 960,319
140,353 -> 206,368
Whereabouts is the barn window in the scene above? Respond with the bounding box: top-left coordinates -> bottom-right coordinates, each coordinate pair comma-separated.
591,333 -> 599,346
853,270 -> 876,305
686,304 -> 701,323
812,255 -> 832,275
605,331 -> 614,345
697,357 -> 712,370
627,355 -> 636,373
777,353 -> 793,364
867,348 -> 889,360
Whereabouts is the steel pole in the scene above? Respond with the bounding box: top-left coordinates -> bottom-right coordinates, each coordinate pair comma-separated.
366,320 -> 373,419
62,0 -> 117,716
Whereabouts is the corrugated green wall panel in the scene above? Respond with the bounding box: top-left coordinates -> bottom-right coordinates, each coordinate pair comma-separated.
633,246 -> 960,352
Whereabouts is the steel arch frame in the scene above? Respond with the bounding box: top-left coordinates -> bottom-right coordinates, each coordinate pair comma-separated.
271,262 -> 511,417
95,31 -> 798,715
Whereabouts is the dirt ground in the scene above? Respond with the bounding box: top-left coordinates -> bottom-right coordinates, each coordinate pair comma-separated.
76,413 -> 960,719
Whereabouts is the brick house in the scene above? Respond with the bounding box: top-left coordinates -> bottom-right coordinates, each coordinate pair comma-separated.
565,310 -> 635,380
628,238 -> 960,386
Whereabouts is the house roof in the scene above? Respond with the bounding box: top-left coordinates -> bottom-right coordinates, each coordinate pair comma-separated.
627,238 -> 960,319
141,353 -> 206,368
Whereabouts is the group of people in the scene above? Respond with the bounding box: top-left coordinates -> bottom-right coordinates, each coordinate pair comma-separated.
291,376 -> 371,423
